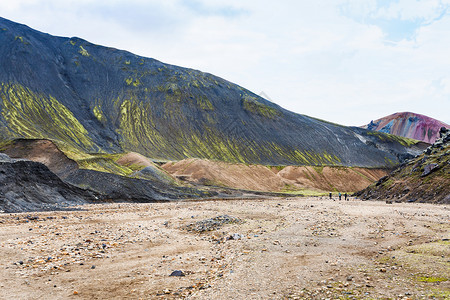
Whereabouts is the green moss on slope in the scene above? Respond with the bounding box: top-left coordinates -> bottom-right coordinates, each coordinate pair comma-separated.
78,45 -> 90,57
0,83 -> 96,151
366,130 -> 419,146
242,94 -> 280,119
50,141 -> 133,176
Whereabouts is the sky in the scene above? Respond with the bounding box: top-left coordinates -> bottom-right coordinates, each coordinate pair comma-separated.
1,0 -> 449,126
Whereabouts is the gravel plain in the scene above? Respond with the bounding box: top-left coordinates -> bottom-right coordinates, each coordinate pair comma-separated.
0,197 -> 449,299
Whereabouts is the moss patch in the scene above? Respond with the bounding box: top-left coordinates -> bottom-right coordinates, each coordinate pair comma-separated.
78,45 -> 90,57
0,83 -> 96,151
242,94 -> 280,119
417,276 -> 448,283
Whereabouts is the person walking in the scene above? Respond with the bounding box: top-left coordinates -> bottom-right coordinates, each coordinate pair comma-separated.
329,192 -> 332,200
344,193 -> 348,201
339,192 -> 342,201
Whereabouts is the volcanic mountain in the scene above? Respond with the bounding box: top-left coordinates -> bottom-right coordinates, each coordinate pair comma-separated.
362,112 -> 449,144
0,17 -> 425,173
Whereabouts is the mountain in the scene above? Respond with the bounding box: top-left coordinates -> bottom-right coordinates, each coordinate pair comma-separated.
356,127 -> 450,204
0,17 -> 425,169
362,112 -> 449,144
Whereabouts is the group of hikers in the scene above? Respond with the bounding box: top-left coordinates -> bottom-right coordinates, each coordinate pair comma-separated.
329,192 -> 348,201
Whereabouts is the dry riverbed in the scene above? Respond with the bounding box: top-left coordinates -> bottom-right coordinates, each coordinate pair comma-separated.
0,197 -> 449,299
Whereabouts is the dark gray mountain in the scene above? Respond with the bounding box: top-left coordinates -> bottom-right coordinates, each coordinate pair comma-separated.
0,17 -> 425,168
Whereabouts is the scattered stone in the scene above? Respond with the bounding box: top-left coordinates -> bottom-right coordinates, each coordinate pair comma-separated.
184,215 -> 241,233
421,163 -> 439,177
169,270 -> 185,277
228,233 -> 243,240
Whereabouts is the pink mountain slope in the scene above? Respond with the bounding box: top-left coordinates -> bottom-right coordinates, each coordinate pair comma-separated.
362,112 -> 449,144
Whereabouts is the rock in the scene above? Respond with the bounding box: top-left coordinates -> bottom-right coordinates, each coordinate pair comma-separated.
184,215 -> 241,232
229,233 -> 243,240
421,163 -> 439,177
169,270 -> 185,277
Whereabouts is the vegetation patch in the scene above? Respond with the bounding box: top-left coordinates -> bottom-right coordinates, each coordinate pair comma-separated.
417,276 -> 448,283
14,35 -> 28,44
0,83 -> 96,151
242,95 -> 280,119
92,105 -> 105,123
78,46 -> 90,57
125,77 -> 141,87
366,130 -> 419,146
196,95 -> 213,110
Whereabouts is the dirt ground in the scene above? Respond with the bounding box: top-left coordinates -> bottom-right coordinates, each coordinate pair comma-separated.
0,198 -> 448,299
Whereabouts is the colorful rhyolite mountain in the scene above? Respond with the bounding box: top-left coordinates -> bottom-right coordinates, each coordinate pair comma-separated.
362,112 -> 449,144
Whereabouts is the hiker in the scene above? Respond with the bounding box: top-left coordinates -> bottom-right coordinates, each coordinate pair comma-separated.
329,192 -> 332,200
344,193 -> 348,201
339,192 -> 342,200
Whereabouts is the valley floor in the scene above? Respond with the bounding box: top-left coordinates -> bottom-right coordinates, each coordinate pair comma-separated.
0,198 -> 448,299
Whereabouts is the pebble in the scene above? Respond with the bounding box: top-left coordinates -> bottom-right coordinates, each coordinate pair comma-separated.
229,233 -> 243,240
169,270 -> 185,277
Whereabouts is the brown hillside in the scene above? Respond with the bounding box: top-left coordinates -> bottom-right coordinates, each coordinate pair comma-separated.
116,152 -> 156,169
162,159 -> 388,193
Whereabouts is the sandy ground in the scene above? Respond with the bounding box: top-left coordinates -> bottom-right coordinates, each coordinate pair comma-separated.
0,198 -> 448,300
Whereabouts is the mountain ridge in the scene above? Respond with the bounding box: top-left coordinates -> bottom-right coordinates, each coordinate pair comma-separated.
0,17 -> 425,168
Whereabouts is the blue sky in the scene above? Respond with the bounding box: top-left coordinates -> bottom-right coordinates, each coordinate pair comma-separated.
1,0 -> 449,125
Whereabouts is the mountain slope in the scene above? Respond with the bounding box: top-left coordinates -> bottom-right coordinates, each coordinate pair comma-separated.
356,127 -> 450,204
362,112 -> 449,144
0,18 -> 424,168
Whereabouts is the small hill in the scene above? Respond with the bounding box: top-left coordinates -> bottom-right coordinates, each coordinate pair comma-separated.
356,127 -> 450,204
362,112 -> 449,144
0,139 -> 79,178
0,154 -> 98,212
